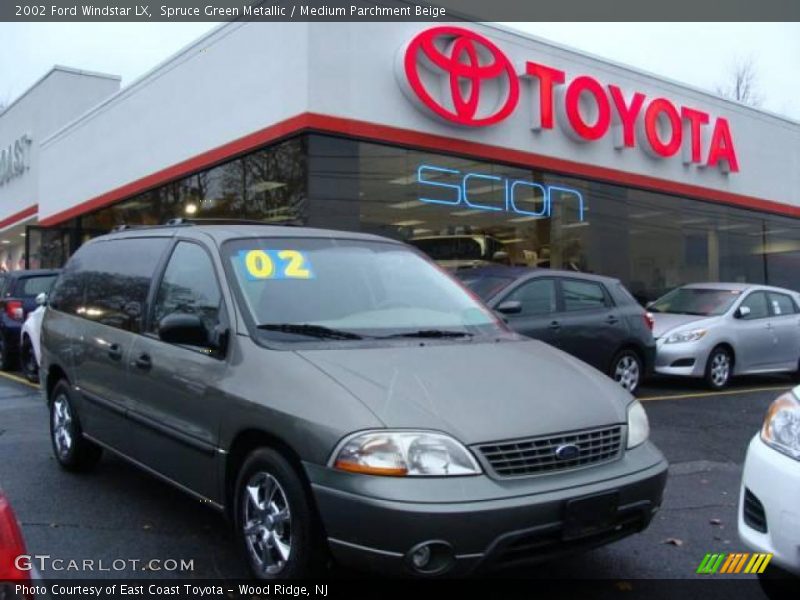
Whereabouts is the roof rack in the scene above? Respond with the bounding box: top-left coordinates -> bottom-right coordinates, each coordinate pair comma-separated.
163,218 -> 282,227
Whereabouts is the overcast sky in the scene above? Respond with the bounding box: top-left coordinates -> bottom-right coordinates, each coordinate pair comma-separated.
1,22 -> 798,121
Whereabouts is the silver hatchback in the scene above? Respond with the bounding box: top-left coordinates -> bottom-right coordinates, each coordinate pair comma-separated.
650,283 -> 800,389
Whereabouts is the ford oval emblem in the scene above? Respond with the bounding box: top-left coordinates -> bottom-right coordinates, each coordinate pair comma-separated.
555,444 -> 580,461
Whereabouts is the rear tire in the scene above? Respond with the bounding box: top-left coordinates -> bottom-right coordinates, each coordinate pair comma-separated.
705,346 -> 732,390
609,349 -> 642,395
49,380 -> 102,472
233,448 -> 324,579
21,335 -> 38,383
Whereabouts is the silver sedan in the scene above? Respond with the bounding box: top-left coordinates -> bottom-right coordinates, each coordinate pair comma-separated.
649,283 -> 800,389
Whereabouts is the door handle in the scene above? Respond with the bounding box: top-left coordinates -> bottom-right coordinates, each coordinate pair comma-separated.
548,320 -> 561,330
107,344 -> 123,361
133,353 -> 152,371
605,315 -> 619,324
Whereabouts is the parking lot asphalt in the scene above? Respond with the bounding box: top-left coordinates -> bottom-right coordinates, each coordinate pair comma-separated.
0,370 -> 793,588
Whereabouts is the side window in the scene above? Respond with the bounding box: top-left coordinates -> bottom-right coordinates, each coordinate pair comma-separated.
504,278 -> 557,317
151,242 -> 222,337
768,292 -> 797,316
739,291 -> 770,320
562,279 -> 608,312
76,238 -> 169,332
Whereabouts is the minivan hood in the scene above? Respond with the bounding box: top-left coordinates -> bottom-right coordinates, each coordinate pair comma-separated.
297,339 -> 629,445
651,313 -> 714,338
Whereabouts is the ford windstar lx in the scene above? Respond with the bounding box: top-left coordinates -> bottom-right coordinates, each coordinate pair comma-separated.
40,221 -> 668,578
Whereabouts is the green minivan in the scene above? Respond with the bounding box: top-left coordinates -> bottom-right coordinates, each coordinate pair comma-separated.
41,221 -> 667,578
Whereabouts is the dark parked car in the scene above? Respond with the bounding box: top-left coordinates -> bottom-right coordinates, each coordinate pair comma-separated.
0,270 -> 60,370
457,266 -> 656,394
40,222 -> 667,579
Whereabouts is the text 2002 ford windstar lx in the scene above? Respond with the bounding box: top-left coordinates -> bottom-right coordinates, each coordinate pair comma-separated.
40,222 -> 667,578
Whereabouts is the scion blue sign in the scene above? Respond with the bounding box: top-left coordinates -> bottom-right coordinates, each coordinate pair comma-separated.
417,164 -> 585,221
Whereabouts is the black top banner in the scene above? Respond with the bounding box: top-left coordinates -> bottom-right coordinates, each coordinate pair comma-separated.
3,0 -> 800,21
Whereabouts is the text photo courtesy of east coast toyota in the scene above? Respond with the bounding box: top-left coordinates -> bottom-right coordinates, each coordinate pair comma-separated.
0,2 -> 799,599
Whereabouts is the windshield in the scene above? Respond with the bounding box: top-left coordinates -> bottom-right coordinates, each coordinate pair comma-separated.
408,237 -> 485,261
649,287 -> 741,316
456,274 -> 515,300
224,237 -> 504,342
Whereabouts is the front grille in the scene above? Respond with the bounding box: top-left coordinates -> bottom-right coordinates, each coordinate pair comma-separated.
743,488 -> 768,533
476,425 -> 624,478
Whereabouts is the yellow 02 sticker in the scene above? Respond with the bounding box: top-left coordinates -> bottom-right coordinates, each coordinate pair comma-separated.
238,249 -> 315,280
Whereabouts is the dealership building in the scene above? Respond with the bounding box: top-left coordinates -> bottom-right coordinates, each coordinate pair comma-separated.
0,21 -> 799,302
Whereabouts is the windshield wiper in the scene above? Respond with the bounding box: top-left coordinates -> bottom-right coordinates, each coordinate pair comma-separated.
256,323 -> 363,340
381,329 -> 474,339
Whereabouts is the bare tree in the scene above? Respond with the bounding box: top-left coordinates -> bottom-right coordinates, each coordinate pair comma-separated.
716,57 -> 762,107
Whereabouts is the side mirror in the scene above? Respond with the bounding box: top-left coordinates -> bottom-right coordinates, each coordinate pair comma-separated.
35,292 -> 47,306
735,305 -> 751,319
158,313 -> 209,347
496,300 -> 522,315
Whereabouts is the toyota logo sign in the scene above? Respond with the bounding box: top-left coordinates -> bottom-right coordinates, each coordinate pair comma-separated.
400,26 -> 520,127
398,26 -> 740,173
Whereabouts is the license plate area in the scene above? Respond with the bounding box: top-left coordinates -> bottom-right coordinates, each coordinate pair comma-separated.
562,491 -> 619,540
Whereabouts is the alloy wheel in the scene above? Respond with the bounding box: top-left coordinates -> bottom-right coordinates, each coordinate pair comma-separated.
614,354 -> 640,392
52,394 -> 73,458
710,352 -> 731,387
242,472 -> 292,576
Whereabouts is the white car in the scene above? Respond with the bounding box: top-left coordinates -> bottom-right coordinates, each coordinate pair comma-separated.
739,386 -> 800,586
20,292 -> 46,383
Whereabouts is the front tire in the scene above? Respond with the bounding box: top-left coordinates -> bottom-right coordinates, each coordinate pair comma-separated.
234,448 -> 323,579
610,349 -> 642,394
49,380 -> 102,471
705,346 -> 732,390
21,335 -> 38,383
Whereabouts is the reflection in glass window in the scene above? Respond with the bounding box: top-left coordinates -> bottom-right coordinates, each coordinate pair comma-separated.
650,287 -> 741,316
562,280 -> 607,312
740,291 -> 770,320
152,242 -> 222,336
73,238 -> 169,332
504,279 -> 557,317
768,292 -> 796,316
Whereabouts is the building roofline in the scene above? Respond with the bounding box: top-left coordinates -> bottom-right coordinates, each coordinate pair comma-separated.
41,21 -> 237,148
0,65 -> 121,119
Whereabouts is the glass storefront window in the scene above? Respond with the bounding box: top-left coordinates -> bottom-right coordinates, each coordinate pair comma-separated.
307,134 -> 797,303
32,132 -> 800,304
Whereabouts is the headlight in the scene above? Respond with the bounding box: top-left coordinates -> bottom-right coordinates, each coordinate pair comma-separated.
665,328 -> 708,344
331,430 -> 482,476
761,391 -> 800,460
627,400 -> 650,449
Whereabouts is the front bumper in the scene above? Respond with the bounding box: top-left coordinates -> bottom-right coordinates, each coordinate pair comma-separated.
306,442 -> 668,576
653,338 -> 711,378
738,435 -> 800,575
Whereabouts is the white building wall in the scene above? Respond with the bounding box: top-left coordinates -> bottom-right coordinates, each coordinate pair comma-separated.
0,67 -> 120,223
39,22 -> 311,223
36,21 -> 800,223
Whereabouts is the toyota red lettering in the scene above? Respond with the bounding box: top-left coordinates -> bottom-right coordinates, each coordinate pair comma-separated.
401,26 -> 740,173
